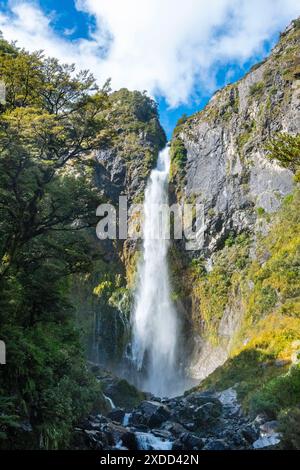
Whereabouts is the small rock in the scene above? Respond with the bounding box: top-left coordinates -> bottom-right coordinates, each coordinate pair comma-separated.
259,420 -> 279,436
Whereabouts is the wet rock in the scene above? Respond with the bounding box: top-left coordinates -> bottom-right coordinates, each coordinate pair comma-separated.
139,400 -> 171,427
184,422 -> 197,431
130,424 -> 149,432
83,430 -> 106,450
259,420 -> 279,435
102,378 -> 145,409
107,408 -> 125,423
253,434 -> 281,449
78,419 -> 99,431
172,440 -> 185,450
94,414 -> 108,424
253,413 -> 269,427
239,424 -> 259,443
121,431 -> 137,450
151,429 -> 173,440
252,420 -> 281,449
102,422 -> 133,447
129,411 -> 147,426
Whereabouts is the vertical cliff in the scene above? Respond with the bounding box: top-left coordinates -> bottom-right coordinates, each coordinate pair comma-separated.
169,19 -> 300,380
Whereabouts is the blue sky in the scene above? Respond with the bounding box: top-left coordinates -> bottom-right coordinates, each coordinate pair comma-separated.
0,1 -> 299,137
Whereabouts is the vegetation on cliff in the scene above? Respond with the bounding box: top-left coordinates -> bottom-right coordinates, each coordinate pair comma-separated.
196,180 -> 300,447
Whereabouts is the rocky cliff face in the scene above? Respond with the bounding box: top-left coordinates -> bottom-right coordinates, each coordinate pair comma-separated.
95,88 -> 166,205
170,19 -> 300,379
171,21 -> 299,260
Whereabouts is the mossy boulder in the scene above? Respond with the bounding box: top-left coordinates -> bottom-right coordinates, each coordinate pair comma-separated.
102,378 -> 146,409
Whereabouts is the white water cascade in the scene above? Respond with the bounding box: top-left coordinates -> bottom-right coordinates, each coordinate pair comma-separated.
131,147 -> 180,397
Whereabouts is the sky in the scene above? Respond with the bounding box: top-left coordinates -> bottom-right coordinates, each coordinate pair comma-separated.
0,1 -> 299,137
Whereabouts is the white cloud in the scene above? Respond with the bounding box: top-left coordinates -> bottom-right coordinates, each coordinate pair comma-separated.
0,0 -> 299,107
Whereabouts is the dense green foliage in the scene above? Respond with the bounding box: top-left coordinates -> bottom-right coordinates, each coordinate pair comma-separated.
169,119 -> 188,189
0,38 -> 112,448
197,188 -> 300,440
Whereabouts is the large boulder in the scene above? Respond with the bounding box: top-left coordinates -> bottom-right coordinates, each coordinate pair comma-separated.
107,408 -> 125,424
138,401 -> 171,428
102,422 -> 137,449
102,378 -> 146,409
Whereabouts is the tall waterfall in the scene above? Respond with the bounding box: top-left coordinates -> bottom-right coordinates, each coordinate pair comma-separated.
131,147 -> 179,397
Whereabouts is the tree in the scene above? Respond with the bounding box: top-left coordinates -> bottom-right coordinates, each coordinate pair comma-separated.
266,133 -> 300,181
0,43 -> 112,279
0,37 -> 111,449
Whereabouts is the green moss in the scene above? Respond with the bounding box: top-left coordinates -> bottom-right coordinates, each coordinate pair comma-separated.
279,407 -> 300,450
195,189 -> 300,421
103,378 -> 146,409
251,365 -> 300,418
191,233 -> 251,343
256,207 -> 266,217
170,136 -> 187,183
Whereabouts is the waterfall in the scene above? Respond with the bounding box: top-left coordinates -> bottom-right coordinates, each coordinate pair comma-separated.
131,147 -> 180,397
135,432 -> 173,450
103,394 -> 116,410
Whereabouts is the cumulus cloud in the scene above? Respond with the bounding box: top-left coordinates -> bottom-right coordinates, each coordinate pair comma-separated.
0,0 -> 299,106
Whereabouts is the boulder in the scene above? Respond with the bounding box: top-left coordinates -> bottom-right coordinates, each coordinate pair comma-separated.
129,411 -> 147,426
139,401 -> 171,428
103,378 -> 146,409
194,402 -> 222,424
102,422 -> 133,447
162,421 -> 188,437
121,431 -> 138,450
184,391 -> 219,406
239,424 -> 259,444
179,432 -> 205,450
107,408 -> 125,424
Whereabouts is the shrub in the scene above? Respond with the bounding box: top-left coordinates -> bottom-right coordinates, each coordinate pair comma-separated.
249,81 -> 264,98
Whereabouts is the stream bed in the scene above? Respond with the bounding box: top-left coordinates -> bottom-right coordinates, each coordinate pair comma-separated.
72,387 -> 281,450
